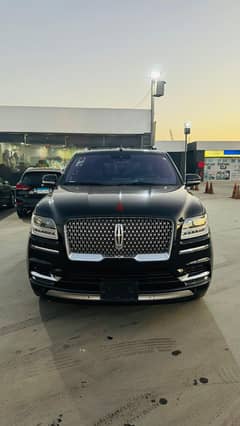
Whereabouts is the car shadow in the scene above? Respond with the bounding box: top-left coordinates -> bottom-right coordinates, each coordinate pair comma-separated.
14,212 -> 32,223
0,207 -> 15,221
21,216 -> 31,224
38,297 -> 240,425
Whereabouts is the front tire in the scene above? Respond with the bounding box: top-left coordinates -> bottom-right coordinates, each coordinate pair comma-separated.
31,284 -> 48,298
191,284 -> 209,299
16,207 -> 28,218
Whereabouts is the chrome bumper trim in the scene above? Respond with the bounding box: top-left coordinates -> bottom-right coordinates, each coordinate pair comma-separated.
69,253 -> 104,262
46,291 -> 192,301
68,252 -> 170,262
135,253 -> 170,262
138,291 -> 192,301
31,244 -> 59,254
186,257 -> 210,265
31,271 -> 61,282
179,244 -> 209,255
47,291 -> 101,301
178,271 -> 210,283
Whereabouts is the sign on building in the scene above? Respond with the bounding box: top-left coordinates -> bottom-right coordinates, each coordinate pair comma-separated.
204,157 -> 240,181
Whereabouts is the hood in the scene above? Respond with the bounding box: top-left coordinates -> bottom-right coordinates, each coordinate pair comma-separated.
35,184 -> 205,224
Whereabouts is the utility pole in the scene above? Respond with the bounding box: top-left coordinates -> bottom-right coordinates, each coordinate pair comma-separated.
184,122 -> 191,183
150,72 -> 166,146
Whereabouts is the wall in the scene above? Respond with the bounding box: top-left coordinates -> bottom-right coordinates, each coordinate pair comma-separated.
0,106 -> 151,135
195,141 -> 240,151
155,141 -> 185,152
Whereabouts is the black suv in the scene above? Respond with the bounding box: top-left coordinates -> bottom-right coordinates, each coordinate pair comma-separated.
16,168 -> 62,218
0,177 -> 15,208
28,149 -> 212,301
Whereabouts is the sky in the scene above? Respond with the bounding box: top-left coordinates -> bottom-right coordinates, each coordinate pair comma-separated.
0,0 -> 239,141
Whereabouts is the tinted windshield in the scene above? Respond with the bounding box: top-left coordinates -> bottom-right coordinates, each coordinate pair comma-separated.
62,152 -> 181,186
22,171 -> 61,186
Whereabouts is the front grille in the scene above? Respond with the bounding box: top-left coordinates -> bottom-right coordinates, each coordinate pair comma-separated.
65,217 -> 173,259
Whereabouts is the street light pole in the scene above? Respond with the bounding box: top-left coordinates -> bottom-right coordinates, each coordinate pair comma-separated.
151,78 -> 155,146
184,122 -> 191,183
150,72 -> 166,147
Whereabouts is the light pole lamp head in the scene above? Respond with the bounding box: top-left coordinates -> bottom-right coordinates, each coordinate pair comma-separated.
151,72 -> 166,97
155,80 -> 166,97
184,122 -> 191,135
151,71 -> 161,81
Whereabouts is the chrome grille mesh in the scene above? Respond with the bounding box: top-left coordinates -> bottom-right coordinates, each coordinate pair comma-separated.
65,217 -> 173,258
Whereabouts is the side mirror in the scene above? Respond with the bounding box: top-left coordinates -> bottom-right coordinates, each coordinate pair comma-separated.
186,174 -> 201,188
42,174 -> 58,188
4,180 -> 9,185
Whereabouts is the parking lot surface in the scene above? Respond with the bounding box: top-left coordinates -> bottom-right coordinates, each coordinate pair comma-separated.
1,182 -> 240,426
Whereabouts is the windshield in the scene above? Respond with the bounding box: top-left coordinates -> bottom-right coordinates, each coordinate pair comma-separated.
62,151 -> 181,186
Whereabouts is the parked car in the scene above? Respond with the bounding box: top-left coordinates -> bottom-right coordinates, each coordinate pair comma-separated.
186,173 -> 201,188
0,176 -> 15,208
16,168 -> 62,218
28,149 -> 212,301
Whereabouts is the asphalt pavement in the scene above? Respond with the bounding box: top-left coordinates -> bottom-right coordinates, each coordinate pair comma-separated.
1,182 -> 240,426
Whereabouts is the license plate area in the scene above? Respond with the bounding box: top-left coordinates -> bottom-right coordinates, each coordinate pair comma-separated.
35,187 -> 50,194
100,280 -> 138,302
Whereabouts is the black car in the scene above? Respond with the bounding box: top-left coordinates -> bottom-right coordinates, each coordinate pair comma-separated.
185,173 -> 201,188
28,149 -> 212,301
16,168 -> 62,218
0,177 -> 15,208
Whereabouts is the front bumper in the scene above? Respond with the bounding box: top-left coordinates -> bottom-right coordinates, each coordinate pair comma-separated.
28,233 -> 213,301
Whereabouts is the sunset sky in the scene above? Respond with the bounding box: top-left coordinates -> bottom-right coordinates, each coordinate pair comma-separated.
0,0 -> 239,141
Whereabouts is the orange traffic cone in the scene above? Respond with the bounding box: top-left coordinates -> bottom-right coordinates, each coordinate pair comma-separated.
232,183 -> 237,199
209,182 -> 214,194
204,182 -> 209,193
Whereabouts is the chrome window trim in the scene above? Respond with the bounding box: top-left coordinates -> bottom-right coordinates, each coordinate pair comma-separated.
179,244 -> 209,255
64,217 -> 174,262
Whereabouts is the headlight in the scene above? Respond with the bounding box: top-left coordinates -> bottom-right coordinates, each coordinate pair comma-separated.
181,213 -> 209,240
31,214 -> 58,239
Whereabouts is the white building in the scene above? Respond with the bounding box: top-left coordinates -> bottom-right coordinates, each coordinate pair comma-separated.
0,106 -> 151,146
0,106 -> 151,175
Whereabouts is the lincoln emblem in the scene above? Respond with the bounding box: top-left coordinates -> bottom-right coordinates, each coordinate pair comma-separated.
114,223 -> 124,250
